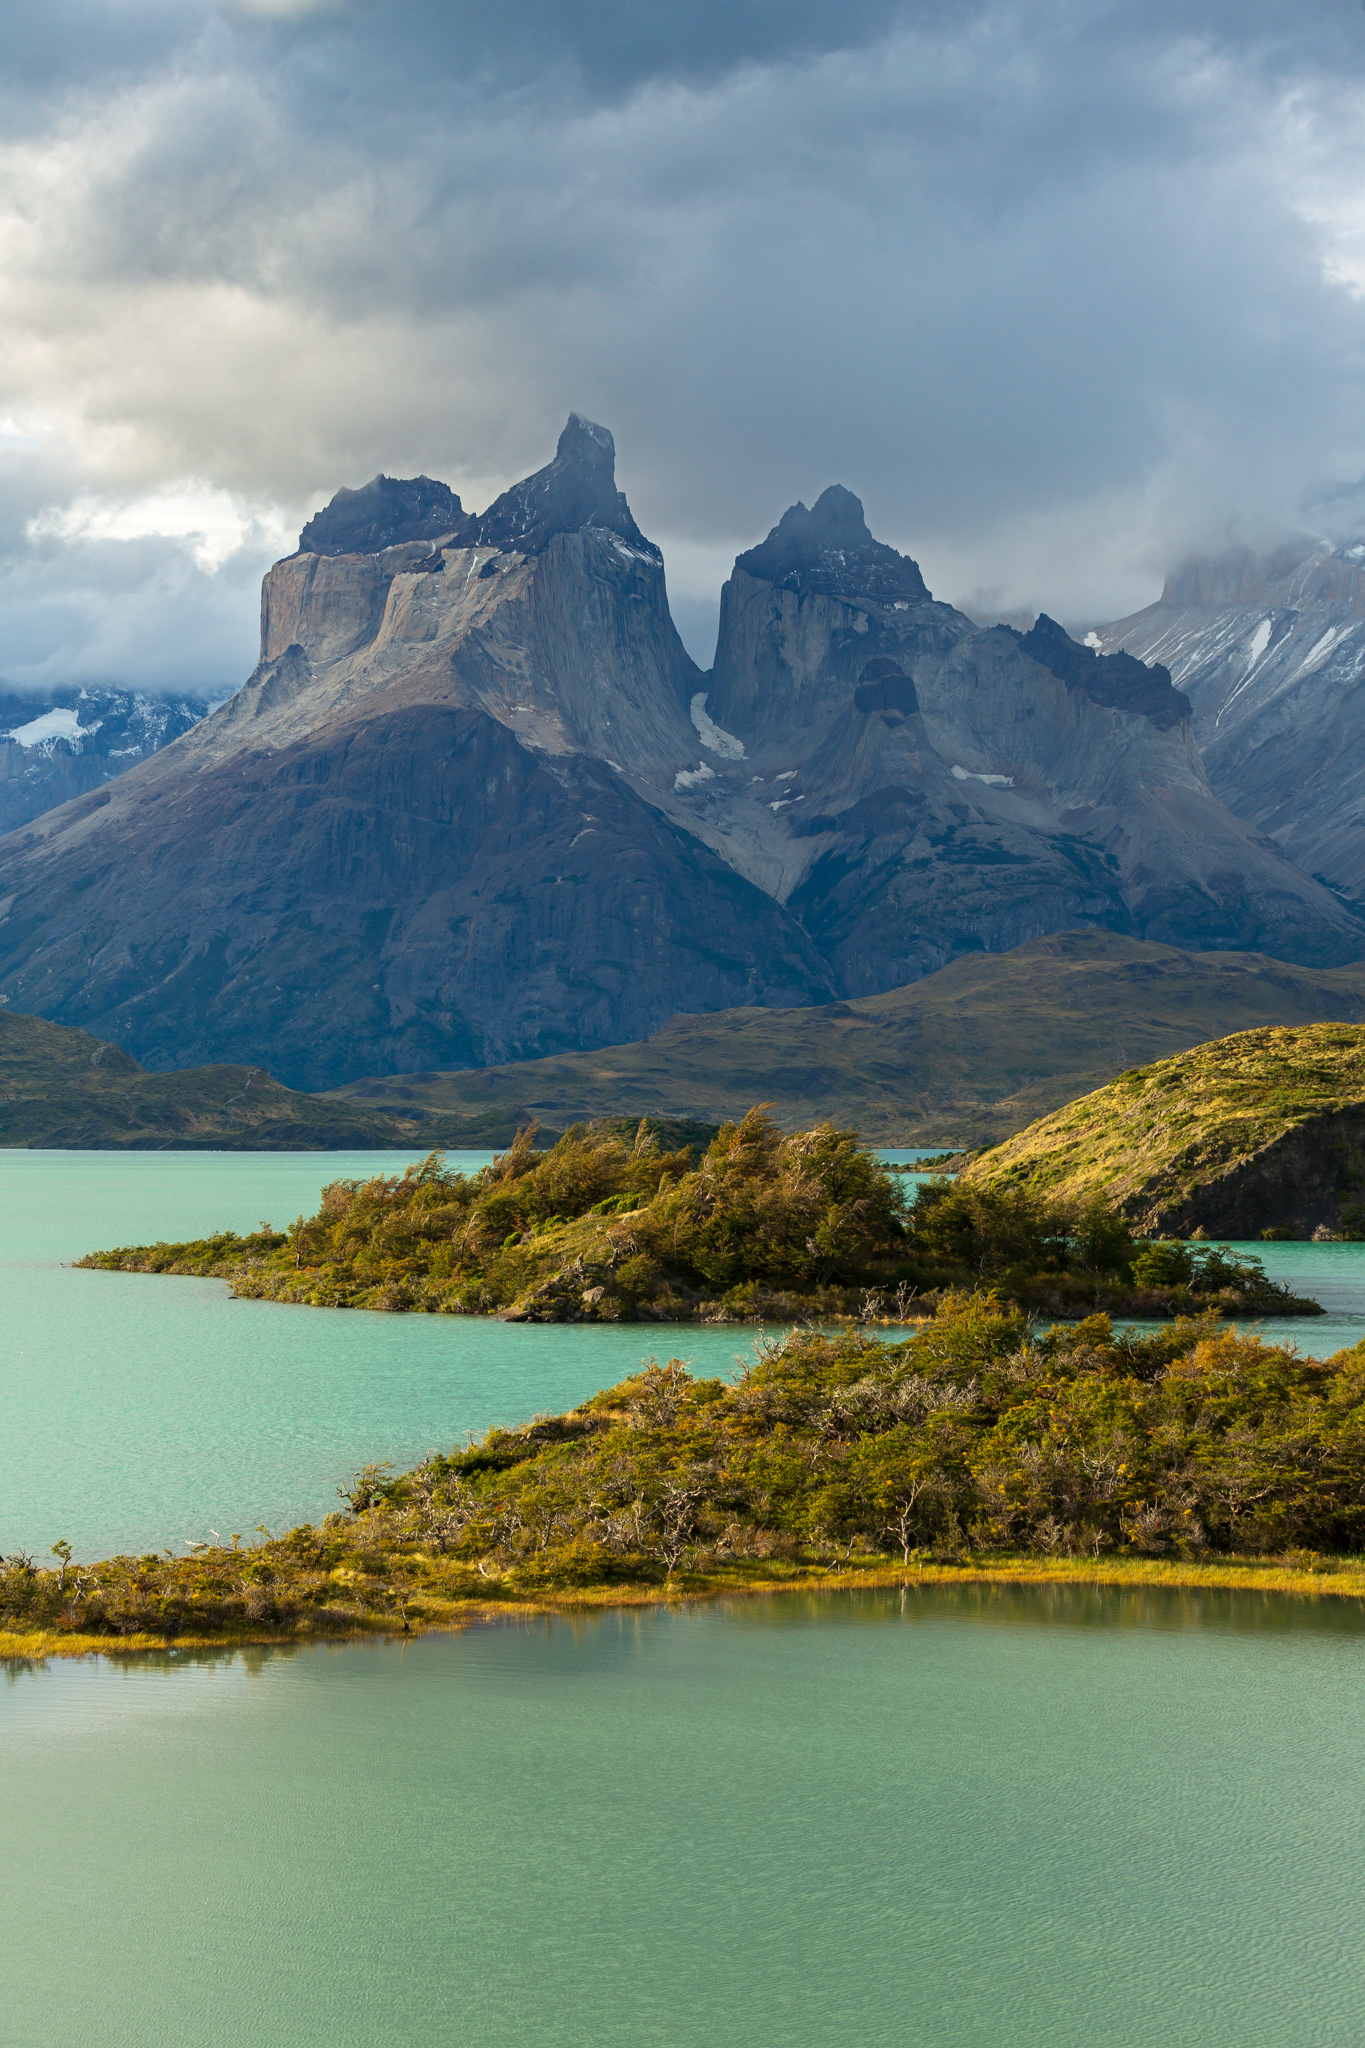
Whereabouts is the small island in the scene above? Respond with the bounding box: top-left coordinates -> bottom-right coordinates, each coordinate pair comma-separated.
76,1108 -> 1319,1323
6,1295 -> 1365,1657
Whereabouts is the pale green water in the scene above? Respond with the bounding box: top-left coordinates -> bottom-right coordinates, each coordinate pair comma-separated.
9,1158 -> 1365,2046
6,1153 -> 1365,1561
1,1151 -> 770,1560
5,1585 -> 1365,2047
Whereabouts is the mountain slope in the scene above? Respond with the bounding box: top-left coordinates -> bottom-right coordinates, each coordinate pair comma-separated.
0,422 -> 1360,1090
0,1006 -> 547,1149
1095,540 -> 1365,902
962,1022 -> 1365,1238
334,930 -> 1365,1145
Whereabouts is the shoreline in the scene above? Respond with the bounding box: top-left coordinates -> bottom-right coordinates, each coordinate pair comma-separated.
8,1552 -> 1365,1662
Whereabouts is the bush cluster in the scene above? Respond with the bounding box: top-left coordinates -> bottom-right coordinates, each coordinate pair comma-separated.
9,1297 -> 1365,1645
76,1110 -> 1315,1322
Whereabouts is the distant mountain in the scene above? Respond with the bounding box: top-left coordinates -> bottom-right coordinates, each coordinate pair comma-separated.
0,685 -> 209,832
1094,539 -> 1365,903
333,930 -> 1365,1147
0,421 -> 1360,1090
673,492 -> 1337,996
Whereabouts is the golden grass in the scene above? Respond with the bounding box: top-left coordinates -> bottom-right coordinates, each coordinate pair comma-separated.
9,1552 -> 1365,1662
964,1020 -> 1365,1220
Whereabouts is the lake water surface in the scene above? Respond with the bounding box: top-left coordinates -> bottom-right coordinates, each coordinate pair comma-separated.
6,1151 -> 1365,1558
7,1155 -> 1365,2045
5,1584 -> 1365,2047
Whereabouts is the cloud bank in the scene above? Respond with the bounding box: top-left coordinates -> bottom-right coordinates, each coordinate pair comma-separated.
2,0 -> 1365,686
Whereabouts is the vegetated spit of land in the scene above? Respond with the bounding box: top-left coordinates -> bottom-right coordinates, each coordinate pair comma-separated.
331,931 -> 1365,1147
8,1298 -> 1365,1656
77,1109 -> 1318,1324
965,1022 -> 1365,1239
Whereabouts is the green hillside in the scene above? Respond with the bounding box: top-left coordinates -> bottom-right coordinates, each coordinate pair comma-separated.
10,928 -> 1365,1151
333,932 -> 1365,1146
0,1009 -> 549,1150
963,1022 -> 1365,1238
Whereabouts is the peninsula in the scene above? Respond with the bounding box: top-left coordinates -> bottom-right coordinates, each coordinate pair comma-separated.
78,1109 -> 1318,1323
6,1296 -> 1364,1656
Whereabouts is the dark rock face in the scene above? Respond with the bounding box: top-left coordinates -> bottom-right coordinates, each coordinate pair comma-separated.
471,414 -> 654,558
297,475 -> 470,556
0,704 -> 830,1090
1014,614 -> 1191,730
1145,1107 -> 1365,1240
0,688 -> 210,833
734,485 -> 929,604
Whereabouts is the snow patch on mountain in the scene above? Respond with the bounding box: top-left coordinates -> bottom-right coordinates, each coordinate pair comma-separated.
690,691 -> 746,760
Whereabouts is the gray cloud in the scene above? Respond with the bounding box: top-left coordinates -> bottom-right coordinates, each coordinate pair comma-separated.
2,0 -> 1365,683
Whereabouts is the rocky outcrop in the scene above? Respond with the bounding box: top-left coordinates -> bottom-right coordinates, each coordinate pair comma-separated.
298,474 -> 470,556
469,413 -> 653,557
1014,614 -> 1191,729
0,422 -> 1361,1088
1095,539 -> 1365,901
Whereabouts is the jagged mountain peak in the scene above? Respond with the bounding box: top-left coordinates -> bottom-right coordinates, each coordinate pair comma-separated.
734,484 -> 930,606
297,474 -> 469,557
472,412 -> 656,558
295,416 -> 655,565
1011,613 -> 1191,731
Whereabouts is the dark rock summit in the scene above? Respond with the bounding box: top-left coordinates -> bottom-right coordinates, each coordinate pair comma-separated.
734,484 -> 929,605
1014,614 -> 1191,730
297,474 -> 469,556
471,413 -> 655,559
0,416 -> 1361,1090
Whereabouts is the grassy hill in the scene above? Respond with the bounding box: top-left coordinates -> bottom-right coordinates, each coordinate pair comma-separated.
333,932 -> 1365,1146
962,1022 -> 1365,1237
11,928 -> 1365,1151
0,1009 -> 554,1150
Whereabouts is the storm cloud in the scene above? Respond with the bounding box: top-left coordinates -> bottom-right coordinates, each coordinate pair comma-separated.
2,0 -> 1365,686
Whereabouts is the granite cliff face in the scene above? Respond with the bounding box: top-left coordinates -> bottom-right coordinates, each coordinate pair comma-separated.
0,424 -> 1359,1088
659,489 -> 1360,991
1096,540 -> 1365,902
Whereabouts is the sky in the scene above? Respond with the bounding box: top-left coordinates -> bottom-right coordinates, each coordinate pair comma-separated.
4,0 -> 1365,691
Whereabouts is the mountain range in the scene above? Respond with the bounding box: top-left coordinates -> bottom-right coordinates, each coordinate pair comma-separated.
0,686 -> 209,834
0,416 -> 1361,1091
1096,539 -> 1365,906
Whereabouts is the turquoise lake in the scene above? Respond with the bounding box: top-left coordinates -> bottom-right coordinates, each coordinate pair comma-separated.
6,1153 -> 1365,2046
5,1149 -> 1365,1559
6,1585 -> 1365,2047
